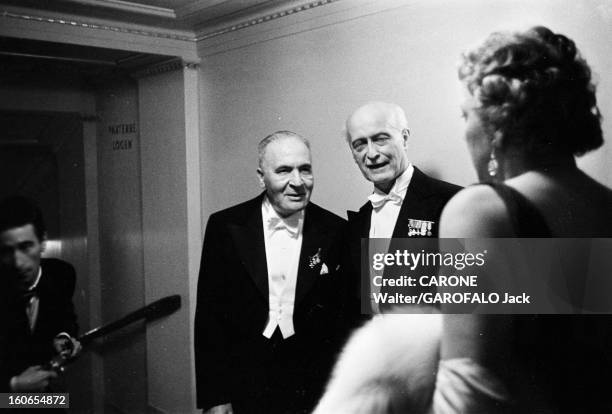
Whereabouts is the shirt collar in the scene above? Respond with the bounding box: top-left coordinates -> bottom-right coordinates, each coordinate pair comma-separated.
262,196 -> 304,237
369,163 -> 414,206
28,266 -> 43,291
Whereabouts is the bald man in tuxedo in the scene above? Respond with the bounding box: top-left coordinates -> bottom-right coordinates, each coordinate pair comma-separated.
344,102 -> 461,314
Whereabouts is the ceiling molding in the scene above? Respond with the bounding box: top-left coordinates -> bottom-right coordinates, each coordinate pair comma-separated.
1,10 -> 195,42
195,0 -> 341,41
1,0 -> 343,48
130,57 -> 199,79
60,0 -> 176,19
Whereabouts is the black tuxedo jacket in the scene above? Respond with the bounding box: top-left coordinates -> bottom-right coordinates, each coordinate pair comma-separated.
345,167 -> 462,315
194,194 -> 347,413
1,258 -> 78,391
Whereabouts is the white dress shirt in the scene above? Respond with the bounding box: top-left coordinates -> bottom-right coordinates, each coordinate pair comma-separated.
368,164 -> 414,313
261,197 -> 304,339
368,163 -> 414,238
25,267 -> 43,332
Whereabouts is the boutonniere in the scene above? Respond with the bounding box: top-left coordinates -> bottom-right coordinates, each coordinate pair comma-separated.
408,219 -> 434,237
308,248 -> 331,275
308,248 -> 322,268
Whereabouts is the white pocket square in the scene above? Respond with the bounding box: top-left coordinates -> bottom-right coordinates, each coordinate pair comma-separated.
320,263 -> 329,275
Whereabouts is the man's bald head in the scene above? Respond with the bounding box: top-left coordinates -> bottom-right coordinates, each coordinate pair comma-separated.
344,102 -> 411,193
344,102 -> 409,144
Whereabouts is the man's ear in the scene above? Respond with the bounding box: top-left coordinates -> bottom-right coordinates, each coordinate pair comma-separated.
402,128 -> 410,146
257,168 -> 265,188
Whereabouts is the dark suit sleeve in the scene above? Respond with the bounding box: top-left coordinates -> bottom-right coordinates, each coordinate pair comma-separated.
194,214 -> 233,410
315,217 -> 351,349
337,227 -> 362,338
53,261 -> 79,337
342,214 -> 370,333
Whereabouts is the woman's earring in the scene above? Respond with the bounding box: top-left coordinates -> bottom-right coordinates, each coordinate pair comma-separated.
487,149 -> 498,177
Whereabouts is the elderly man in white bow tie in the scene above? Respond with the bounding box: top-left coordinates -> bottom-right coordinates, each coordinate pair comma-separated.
194,131 -> 347,414
309,104 -> 462,413
343,102 -> 462,315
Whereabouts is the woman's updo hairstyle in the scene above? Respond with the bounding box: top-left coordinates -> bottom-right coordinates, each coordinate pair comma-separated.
459,26 -> 602,156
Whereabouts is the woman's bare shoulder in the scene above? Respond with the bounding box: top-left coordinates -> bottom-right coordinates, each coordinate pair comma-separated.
440,185 -> 515,238
509,170 -> 612,235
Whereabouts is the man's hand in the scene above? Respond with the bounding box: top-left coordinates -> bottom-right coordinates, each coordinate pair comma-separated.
10,366 -> 58,392
204,403 -> 233,414
53,333 -> 82,359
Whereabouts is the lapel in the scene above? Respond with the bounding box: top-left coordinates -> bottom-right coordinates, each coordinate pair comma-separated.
228,194 -> 269,300
347,202 -> 372,271
5,287 -> 30,336
34,260 -> 63,337
31,266 -> 47,336
355,203 -> 372,238
350,167 -> 435,240
295,204 -> 328,307
392,167 -> 435,238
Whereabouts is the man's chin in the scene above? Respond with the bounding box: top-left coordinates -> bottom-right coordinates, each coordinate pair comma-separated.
281,201 -> 308,215
367,173 -> 393,186
14,274 -> 36,290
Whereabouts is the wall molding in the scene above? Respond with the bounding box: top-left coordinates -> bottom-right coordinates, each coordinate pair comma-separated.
196,0 -> 383,57
131,57 -> 199,79
195,0 -> 342,41
0,10 -> 195,42
1,1 -> 344,44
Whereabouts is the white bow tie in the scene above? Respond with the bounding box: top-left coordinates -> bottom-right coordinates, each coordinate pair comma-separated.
267,216 -> 300,237
368,190 -> 403,210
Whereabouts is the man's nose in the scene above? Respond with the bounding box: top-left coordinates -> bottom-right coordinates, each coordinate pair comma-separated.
365,141 -> 379,160
14,251 -> 28,269
288,170 -> 305,187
